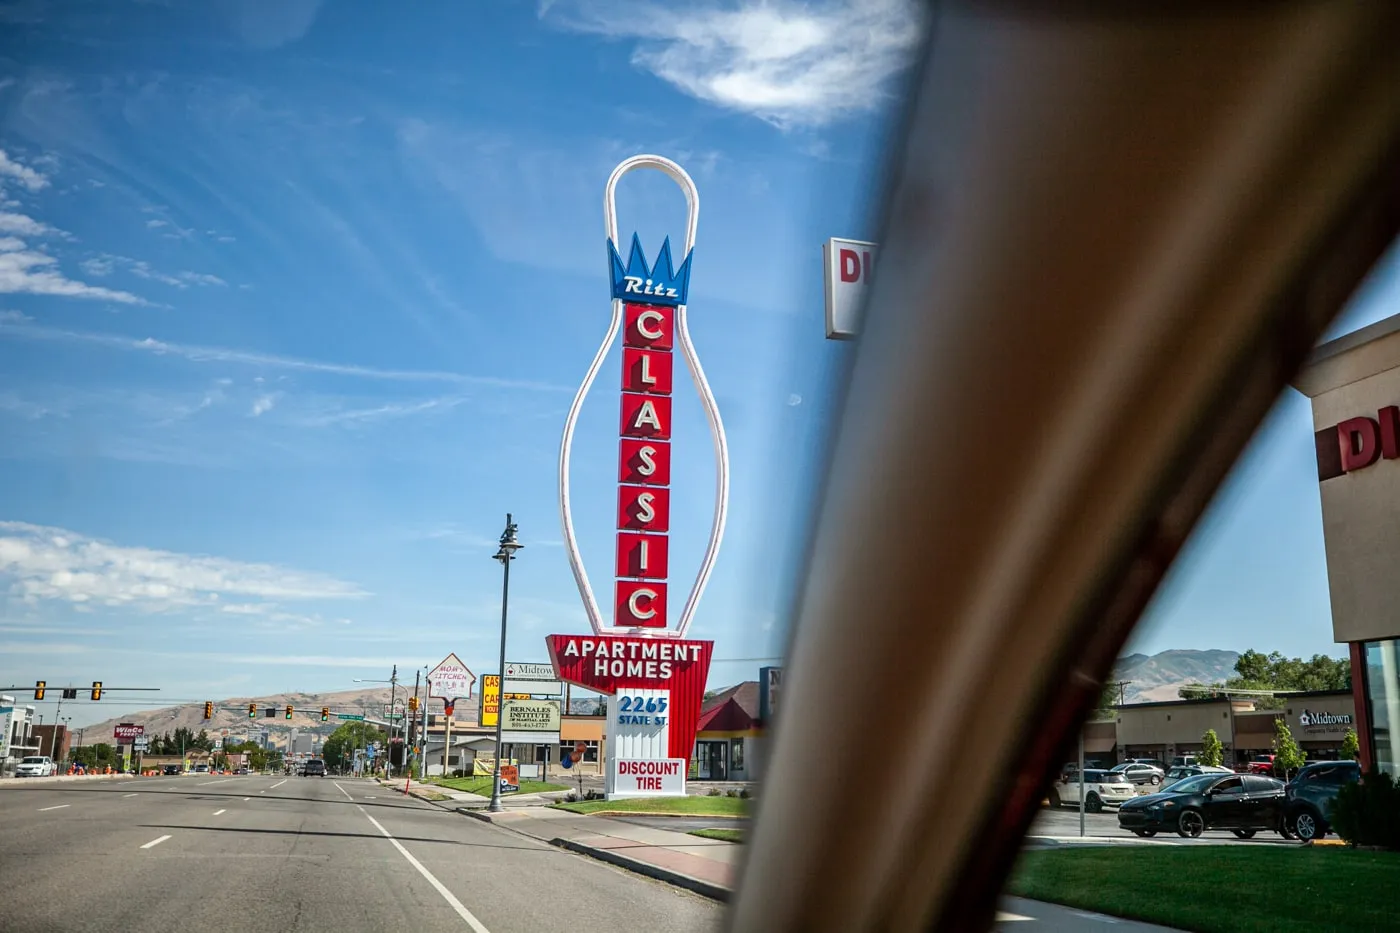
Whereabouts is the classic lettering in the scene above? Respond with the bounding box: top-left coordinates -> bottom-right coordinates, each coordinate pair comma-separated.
628,588 -> 657,620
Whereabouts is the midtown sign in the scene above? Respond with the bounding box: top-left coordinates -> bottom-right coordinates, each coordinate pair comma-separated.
552,154 -> 726,798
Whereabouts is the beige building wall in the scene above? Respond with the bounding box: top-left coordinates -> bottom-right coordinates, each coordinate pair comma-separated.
1294,316 -> 1400,644
1116,699 -> 1239,750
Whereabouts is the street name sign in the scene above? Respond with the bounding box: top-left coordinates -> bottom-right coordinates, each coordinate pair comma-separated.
503,662 -> 555,681
428,653 -> 476,701
337,713 -> 365,721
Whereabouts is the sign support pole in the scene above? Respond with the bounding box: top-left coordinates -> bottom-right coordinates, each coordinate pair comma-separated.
489,515 -> 522,812
1078,731 -> 1086,838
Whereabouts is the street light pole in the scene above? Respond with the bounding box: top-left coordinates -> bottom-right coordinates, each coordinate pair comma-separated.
387,664 -> 398,778
489,513 -> 523,814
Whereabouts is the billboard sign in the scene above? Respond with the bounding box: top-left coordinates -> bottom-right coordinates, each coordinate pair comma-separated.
504,662 -> 555,681
553,155 -> 722,798
428,653 -> 476,702
113,723 -> 145,742
822,237 -> 878,339
615,758 -> 686,795
502,699 -> 561,733
760,666 -> 782,724
503,678 -> 562,696
478,675 -> 532,727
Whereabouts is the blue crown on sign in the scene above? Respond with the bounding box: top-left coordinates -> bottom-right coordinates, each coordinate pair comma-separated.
608,233 -> 692,307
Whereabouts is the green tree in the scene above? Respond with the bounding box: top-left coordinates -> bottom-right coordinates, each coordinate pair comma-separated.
1199,729 -> 1224,768
321,721 -> 386,772
1341,728 -> 1361,762
1272,717 -> 1306,779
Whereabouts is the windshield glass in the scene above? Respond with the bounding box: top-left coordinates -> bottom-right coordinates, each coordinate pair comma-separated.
21,757 -> 44,764
1158,774 -> 1218,795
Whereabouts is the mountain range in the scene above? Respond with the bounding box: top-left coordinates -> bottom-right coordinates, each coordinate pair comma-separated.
1113,649 -> 1241,703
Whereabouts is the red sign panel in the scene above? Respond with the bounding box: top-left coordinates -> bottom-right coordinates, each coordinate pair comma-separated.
617,485 -> 670,532
616,580 -> 668,628
619,439 -> 671,486
546,635 -> 713,758
624,303 -> 674,350
622,348 -> 673,395
616,532 -> 668,579
620,393 -> 672,439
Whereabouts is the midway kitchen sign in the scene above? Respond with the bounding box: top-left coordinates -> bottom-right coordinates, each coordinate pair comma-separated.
552,154 -> 728,798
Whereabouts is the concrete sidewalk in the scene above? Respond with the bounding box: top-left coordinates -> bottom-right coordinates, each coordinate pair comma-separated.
378,776 -> 570,809
469,806 -> 1190,931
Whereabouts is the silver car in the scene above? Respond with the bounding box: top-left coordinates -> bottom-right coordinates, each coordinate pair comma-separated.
1162,764 -> 1233,789
1109,761 -> 1165,786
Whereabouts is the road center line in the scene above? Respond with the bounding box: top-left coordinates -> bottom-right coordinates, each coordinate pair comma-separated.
141,835 -> 171,850
332,781 -> 354,800
360,810 -> 491,932
212,809 -> 227,815
197,779 -> 225,786
123,793 -> 138,798
270,779 -> 287,789
243,797 -> 252,801
38,804 -> 70,812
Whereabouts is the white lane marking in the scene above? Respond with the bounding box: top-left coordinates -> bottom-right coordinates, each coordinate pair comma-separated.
270,779 -> 287,789
333,781 -> 354,800
141,835 -> 172,850
243,797 -> 251,801
38,804 -> 70,812
360,809 -> 491,932
123,793 -> 138,798
213,809 -> 227,816
996,912 -> 1032,922
197,779 -> 226,786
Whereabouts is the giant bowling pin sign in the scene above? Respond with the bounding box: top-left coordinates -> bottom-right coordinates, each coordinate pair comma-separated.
552,155 -> 728,798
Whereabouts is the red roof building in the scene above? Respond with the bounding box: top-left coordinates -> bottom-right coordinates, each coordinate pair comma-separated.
693,681 -> 763,781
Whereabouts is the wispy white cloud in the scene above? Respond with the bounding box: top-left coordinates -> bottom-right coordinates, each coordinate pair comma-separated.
80,256 -> 115,277
0,149 -> 49,192
0,319 -> 571,390
546,0 -> 923,127
296,395 -> 469,427
81,253 -> 226,288
0,521 -> 369,612
0,238 -> 145,303
249,393 -> 278,417
0,211 -> 58,237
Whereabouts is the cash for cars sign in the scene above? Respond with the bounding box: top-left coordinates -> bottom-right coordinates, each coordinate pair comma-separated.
553,155 -> 724,799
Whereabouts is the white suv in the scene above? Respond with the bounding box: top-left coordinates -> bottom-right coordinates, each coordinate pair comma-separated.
16,756 -> 56,777
1049,769 -> 1136,812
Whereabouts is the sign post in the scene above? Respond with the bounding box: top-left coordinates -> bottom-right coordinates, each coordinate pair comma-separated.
429,654 -> 475,781
553,155 -> 726,798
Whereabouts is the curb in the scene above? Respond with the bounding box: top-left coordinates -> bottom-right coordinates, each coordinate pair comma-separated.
549,837 -> 730,902
551,808 -> 748,820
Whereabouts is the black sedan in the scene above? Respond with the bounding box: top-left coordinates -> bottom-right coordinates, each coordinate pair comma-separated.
1117,772 -> 1285,838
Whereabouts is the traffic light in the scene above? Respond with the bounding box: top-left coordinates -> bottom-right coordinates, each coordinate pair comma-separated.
320,707 -> 329,722
90,681 -> 102,701
204,701 -> 214,720
408,695 -> 419,712
249,703 -> 257,718
34,680 -> 45,701
285,705 -> 293,720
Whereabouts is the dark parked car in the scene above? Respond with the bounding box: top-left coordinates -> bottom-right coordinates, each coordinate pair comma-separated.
161,764 -> 181,775
1118,772 -> 1286,838
1284,760 -> 1360,842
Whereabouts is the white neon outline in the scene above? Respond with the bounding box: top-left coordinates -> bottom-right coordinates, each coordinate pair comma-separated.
557,154 -> 729,639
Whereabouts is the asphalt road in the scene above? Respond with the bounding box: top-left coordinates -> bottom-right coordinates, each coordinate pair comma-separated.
0,775 -> 722,933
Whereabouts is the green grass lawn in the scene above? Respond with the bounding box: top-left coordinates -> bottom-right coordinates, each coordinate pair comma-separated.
1011,847 -> 1398,933
688,828 -> 743,843
431,776 -> 568,796
552,795 -> 748,816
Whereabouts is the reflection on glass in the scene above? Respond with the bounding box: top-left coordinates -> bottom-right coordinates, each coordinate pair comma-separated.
1364,640 -> 1400,776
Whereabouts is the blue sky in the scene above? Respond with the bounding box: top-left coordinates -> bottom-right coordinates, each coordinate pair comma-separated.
0,0 -> 1394,728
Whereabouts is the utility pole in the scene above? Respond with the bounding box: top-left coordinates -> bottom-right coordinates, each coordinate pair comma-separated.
489,514 -> 523,813
387,664 -> 398,779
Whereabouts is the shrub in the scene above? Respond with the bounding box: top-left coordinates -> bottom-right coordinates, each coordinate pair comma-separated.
739,788 -> 751,799
726,789 -> 740,797
707,788 -> 722,796
1331,770 -> 1400,850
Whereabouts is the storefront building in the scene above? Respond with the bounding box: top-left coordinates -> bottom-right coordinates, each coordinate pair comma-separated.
691,682 -> 763,782
1295,313 -> 1400,777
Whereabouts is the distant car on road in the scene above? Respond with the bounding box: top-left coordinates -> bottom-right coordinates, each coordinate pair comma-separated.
1118,772 -> 1285,838
16,756 -> 56,777
162,764 -> 182,775
303,759 -> 327,777
193,764 -> 210,774
1109,761 -> 1165,786
1284,760 -> 1361,842
1245,754 -> 1277,776
235,767 -> 249,775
